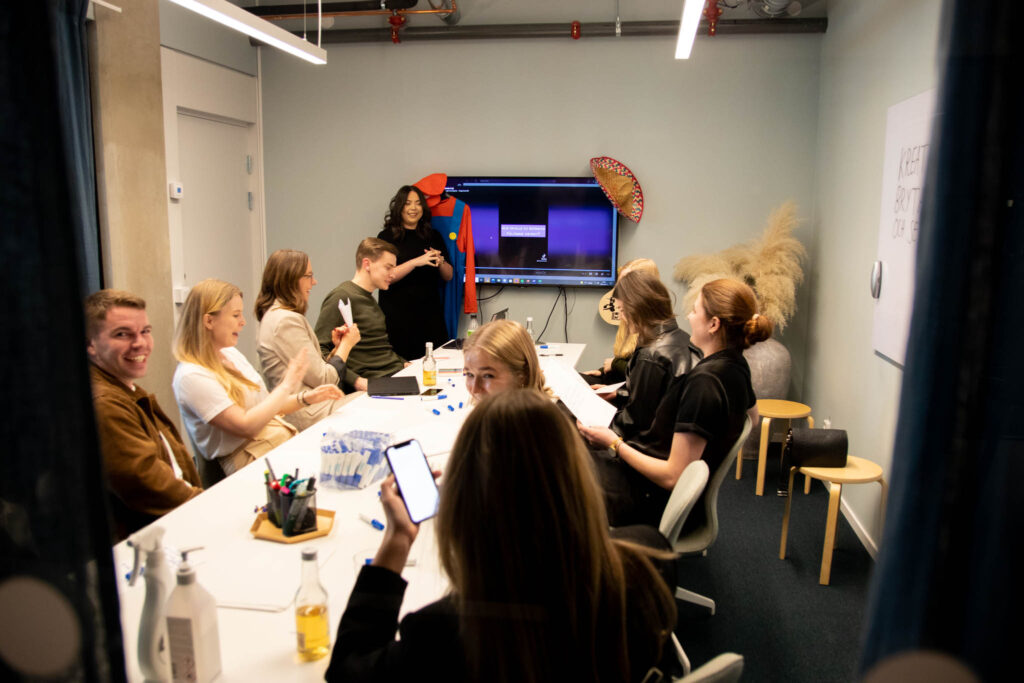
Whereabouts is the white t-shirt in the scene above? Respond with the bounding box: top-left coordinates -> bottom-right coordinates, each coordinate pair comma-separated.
173,346 -> 269,460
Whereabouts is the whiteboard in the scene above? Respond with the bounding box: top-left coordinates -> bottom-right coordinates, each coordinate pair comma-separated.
871,89 -> 937,367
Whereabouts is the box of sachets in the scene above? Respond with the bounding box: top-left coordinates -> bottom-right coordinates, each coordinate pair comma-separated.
318,428 -> 392,490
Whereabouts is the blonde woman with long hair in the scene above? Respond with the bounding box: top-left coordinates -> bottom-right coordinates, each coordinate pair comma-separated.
327,389 -> 677,682
461,319 -> 547,401
172,279 -> 342,477
583,257 -> 660,385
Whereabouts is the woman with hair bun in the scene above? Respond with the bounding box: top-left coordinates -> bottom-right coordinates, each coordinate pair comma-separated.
580,278 -> 771,529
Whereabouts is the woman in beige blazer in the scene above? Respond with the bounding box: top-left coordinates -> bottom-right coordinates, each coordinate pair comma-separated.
255,249 -> 361,430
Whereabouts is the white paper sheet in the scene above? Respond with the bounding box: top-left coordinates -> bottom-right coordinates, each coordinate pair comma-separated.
542,361 -> 616,427
337,298 -> 353,328
594,381 -> 625,393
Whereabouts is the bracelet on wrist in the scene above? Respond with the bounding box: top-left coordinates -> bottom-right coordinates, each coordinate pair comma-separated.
608,437 -> 624,455
298,390 -> 310,406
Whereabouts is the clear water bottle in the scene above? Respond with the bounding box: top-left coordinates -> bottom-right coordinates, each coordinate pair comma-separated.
294,548 -> 330,661
525,316 -> 535,342
466,314 -> 479,337
422,342 -> 437,386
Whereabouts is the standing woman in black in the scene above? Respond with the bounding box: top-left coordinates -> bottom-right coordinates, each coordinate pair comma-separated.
376,185 -> 453,360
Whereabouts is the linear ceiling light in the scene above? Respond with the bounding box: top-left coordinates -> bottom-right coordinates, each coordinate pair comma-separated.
167,0 -> 327,65
675,0 -> 704,59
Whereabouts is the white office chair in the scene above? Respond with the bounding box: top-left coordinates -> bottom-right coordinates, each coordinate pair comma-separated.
659,415 -> 752,615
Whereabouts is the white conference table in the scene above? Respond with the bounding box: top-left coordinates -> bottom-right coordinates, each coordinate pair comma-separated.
112,343 -> 584,681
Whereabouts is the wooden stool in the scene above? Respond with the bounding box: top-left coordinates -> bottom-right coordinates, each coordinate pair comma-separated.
778,455 -> 887,585
736,398 -> 813,495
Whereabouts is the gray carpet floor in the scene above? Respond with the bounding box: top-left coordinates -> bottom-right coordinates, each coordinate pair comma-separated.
672,452 -> 874,682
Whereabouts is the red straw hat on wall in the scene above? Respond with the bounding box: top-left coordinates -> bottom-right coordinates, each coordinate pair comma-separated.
589,156 -> 644,224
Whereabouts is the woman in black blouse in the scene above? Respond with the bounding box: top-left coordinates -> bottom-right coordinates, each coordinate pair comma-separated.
327,389 -> 677,683
580,278 -> 771,528
376,185 -> 453,360
604,268 -> 701,444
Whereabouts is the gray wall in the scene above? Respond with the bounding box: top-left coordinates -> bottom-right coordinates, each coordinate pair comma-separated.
260,32 -> 822,375
158,0 -> 257,75
160,0 -> 946,552
805,0 -> 942,549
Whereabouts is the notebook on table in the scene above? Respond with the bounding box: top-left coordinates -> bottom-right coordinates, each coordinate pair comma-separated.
367,376 -> 421,396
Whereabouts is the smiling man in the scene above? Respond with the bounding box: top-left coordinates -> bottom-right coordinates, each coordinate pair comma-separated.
85,289 -> 201,541
314,238 -> 407,390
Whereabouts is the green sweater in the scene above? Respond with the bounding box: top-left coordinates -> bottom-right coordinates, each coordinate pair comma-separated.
314,280 -> 405,386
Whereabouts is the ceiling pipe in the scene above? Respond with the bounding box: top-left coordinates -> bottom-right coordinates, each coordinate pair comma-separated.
310,18 -> 827,44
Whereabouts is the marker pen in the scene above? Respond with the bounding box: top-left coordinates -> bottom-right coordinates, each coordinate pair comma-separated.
358,514 -> 385,531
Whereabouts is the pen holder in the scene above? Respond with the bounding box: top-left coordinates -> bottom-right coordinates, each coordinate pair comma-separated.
265,483 -> 282,527
282,491 -> 318,537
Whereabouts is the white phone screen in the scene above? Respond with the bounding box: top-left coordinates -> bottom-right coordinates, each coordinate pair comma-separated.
385,439 -> 439,524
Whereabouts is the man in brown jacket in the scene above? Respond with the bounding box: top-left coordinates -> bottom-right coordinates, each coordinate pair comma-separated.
85,289 -> 201,541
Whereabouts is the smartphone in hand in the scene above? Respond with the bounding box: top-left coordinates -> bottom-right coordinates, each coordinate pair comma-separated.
384,439 -> 440,524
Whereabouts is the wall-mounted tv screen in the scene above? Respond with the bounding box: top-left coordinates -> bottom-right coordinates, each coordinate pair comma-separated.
445,176 -> 618,288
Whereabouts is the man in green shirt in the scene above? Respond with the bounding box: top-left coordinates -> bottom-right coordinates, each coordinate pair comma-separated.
315,238 -> 407,390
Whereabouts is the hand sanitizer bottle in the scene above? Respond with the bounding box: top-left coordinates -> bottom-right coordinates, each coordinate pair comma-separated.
422,342 -> 437,387
165,547 -> 221,683
295,548 -> 330,661
525,316 -> 535,342
128,526 -> 171,682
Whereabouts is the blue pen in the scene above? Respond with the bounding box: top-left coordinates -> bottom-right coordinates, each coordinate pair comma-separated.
432,408 -> 441,415
359,513 -> 385,531
370,395 -> 404,400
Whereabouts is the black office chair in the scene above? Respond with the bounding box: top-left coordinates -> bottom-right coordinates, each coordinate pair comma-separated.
188,433 -> 226,489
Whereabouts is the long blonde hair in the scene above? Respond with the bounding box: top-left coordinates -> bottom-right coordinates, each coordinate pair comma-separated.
462,319 -> 547,394
436,389 -> 676,683
611,258 -> 660,358
174,279 -> 259,406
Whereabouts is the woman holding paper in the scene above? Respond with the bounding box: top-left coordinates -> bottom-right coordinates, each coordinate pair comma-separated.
255,250 -> 360,430
327,389 -> 677,682
172,279 -> 344,476
376,185 -> 452,361
578,278 -> 768,528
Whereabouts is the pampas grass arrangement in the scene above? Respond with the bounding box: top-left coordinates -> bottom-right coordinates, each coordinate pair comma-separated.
674,202 -> 807,332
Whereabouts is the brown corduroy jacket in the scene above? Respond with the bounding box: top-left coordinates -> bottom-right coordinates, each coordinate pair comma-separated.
89,364 -> 201,541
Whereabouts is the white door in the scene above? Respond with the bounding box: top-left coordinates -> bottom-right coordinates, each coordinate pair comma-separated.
177,112 -> 260,362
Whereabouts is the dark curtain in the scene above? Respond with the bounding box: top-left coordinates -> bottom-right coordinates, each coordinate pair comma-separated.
54,0 -> 103,294
0,0 -> 124,680
859,0 -> 1023,679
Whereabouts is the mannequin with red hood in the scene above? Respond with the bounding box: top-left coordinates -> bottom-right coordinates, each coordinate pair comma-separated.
413,173 -> 477,340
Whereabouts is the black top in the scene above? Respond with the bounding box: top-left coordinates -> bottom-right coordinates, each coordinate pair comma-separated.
376,228 -> 450,361
652,347 -> 756,531
326,564 -> 676,682
611,320 -> 701,443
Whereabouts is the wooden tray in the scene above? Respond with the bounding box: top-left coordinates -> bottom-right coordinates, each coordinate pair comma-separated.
249,509 -> 335,544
